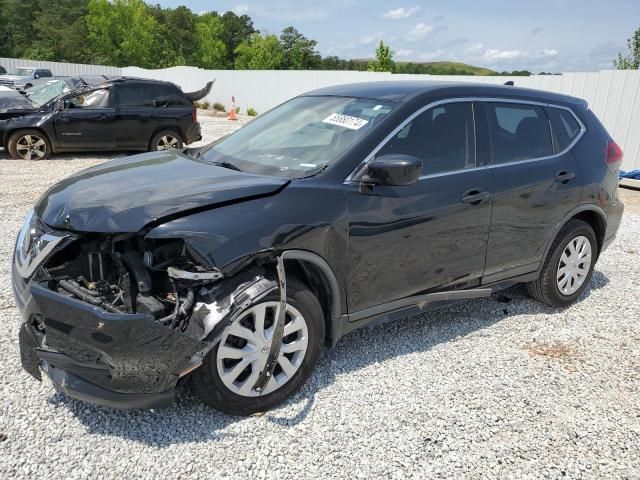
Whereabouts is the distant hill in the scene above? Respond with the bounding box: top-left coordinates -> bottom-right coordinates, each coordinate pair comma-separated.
350,59 -> 514,76
398,61 -> 498,76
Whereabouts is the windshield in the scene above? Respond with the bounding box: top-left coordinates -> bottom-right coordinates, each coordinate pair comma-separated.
8,68 -> 33,76
27,80 -> 72,107
202,96 -> 395,178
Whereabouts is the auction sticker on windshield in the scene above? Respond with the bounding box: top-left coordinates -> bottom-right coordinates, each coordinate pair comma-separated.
323,113 -> 368,130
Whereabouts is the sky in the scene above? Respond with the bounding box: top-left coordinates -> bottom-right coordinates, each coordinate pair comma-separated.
155,0 -> 640,72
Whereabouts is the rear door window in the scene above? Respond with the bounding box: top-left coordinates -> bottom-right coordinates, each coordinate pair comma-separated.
376,102 -> 476,176
548,107 -> 582,153
486,103 -> 552,164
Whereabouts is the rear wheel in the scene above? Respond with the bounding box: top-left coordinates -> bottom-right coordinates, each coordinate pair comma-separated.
150,130 -> 183,151
7,130 -> 51,160
527,219 -> 597,307
192,278 -> 325,415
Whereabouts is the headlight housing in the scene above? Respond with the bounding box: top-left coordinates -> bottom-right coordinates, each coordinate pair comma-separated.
14,209 -> 73,279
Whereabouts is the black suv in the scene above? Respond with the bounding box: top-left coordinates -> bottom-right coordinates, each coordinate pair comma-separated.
0,76 -> 208,159
13,82 -> 624,415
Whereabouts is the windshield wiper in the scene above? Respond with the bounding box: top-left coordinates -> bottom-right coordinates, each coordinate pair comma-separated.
205,158 -> 243,172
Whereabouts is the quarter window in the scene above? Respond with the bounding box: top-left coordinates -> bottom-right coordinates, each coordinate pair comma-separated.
548,107 -> 581,153
376,102 -> 476,176
486,103 -> 552,164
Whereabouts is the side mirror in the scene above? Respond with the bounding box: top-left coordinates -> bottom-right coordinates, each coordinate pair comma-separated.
34,74 -> 40,79
363,154 -> 423,186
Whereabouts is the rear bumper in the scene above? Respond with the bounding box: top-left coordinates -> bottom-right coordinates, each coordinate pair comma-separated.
14,271 -> 206,409
185,122 -> 202,144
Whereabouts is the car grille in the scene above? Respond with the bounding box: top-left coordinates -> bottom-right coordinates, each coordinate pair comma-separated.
0,79 -> 15,87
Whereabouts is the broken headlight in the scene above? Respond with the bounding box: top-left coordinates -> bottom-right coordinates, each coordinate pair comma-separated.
14,209 -> 73,279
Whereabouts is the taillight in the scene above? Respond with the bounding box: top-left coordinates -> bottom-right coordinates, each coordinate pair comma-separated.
192,109 -> 197,123
606,141 -> 623,166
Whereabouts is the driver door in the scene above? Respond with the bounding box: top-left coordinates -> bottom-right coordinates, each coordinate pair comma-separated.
345,101 -> 492,313
53,88 -> 116,150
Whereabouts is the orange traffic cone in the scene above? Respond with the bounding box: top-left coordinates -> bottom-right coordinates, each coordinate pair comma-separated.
228,96 -> 238,121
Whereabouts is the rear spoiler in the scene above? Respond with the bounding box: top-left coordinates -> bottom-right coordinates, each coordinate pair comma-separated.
185,80 -> 215,102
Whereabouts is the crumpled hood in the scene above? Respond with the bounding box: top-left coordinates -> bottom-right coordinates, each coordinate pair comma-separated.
0,90 -> 34,113
35,151 -> 289,233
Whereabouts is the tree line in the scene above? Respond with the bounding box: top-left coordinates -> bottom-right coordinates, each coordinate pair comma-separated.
4,0 -> 633,74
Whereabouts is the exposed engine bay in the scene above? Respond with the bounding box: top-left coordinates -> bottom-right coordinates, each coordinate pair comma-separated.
42,233 -> 277,343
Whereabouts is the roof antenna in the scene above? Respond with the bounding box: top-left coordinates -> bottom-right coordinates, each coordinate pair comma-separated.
504,81 -> 514,86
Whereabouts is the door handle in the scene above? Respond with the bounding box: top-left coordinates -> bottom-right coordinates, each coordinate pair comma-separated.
461,190 -> 490,205
555,171 -> 575,183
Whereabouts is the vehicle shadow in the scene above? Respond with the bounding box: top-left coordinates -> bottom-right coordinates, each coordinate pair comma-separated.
52,270 -> 609,446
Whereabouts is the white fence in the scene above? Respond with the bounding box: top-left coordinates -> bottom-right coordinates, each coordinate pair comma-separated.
0,57 -> 120,77
2,56 -> 639,170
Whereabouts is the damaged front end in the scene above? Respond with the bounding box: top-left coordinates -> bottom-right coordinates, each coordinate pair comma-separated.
14,216 -> 280,409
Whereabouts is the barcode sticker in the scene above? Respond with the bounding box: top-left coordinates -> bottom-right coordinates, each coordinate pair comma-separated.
323,113 -> 369,130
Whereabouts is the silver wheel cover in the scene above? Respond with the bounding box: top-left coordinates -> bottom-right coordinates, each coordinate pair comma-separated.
556,235 -> 592,296
156,135 -> 180,150
216,302 -> 309,397
16,134 -> 47,160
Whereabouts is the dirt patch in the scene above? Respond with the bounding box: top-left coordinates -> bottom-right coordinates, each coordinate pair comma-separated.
524,341 -> 581,372
619,187 -> 640,215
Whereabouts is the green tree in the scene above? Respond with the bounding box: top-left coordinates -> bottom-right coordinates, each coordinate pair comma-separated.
86,0 -> 162,67
279,26 -> 321,69
192,12 -> 227,69
2,0 -> 41,57
614,28 -> 640,69
367,41 -> 395,72
29,0 -> 90,63
0,0 -> 9,56
220,12 -> 255,69
234,33 -> 283,70
149,5 -> 198,67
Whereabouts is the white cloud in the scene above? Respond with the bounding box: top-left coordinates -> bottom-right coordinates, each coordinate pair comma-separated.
407,22 -> 433,42
419,49 -> 446,61
542,49 -> 558,57
396,49 -> 414,58
483,49 -> 525,62
359,32 -> 385,45
465,43 -> 483,53
232,4 -> 249,15
382,6 -> 420,20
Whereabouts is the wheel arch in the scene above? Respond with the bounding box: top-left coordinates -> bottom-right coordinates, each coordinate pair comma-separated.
541,204 -> 607,270
279,250 -> 342,347
148,126 -> 185,150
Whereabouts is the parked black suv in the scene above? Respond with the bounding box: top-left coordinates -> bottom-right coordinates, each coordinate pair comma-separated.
13,82 -> 624,415
0,76 -> 209,159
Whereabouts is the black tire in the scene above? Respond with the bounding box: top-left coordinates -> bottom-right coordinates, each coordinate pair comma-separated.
527,219 -> 598,307
192,278 -> 325,416
7,129 -> 52,160
149,130 -> 183,151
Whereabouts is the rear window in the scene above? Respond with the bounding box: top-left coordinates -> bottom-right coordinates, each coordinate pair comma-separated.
115,83 -> 189,108
548,107 -> 582,153
486,103 -> 552,164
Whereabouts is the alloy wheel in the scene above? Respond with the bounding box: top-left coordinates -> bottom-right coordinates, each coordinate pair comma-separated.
156,135 -> 180,151
16,134 -> 47,160
216,301 -> 309,397
556,235 -> 592,296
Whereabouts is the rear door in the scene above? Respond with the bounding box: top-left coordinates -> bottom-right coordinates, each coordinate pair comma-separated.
53,88 -> 116,150
481,101 -> 583,283
112,83 -> 191,149
346,101 -> 492,313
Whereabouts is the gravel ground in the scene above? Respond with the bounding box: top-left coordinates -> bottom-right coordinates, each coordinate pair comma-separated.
1,117 -> 639,479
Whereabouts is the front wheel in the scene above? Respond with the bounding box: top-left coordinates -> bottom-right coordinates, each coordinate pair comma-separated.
7,130 -> 51,160
192,278 -> 325,415
527,219 -> 597,307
